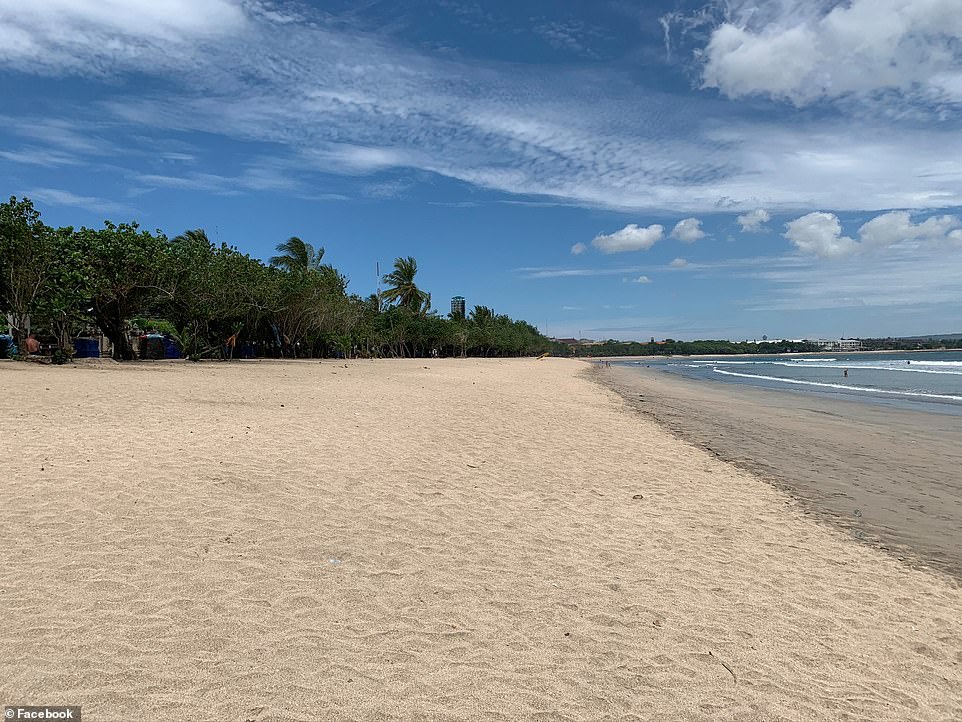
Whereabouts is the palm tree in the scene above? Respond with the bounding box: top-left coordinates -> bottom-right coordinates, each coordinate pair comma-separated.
381,256 -> 429,312
172,228 -> 211,245
269,236 -> 325,272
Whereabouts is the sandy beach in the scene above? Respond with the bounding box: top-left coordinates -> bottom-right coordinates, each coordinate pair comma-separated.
2,358 -> 961,721
600,363 -> 962,578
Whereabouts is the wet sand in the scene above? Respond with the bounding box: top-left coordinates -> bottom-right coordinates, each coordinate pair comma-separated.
598,362 -> 962,579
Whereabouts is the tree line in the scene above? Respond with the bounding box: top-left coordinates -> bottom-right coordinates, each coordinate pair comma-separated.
560,338 -> 822,357
0,196 -> 552,361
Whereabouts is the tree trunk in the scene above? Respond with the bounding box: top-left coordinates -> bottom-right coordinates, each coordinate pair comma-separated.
93,299 -> 134,360
7,313 -> 29,356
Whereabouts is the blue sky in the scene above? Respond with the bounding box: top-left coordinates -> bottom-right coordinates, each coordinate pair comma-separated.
2,0 -> 962,340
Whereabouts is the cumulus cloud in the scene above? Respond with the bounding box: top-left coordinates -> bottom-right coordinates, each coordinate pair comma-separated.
669,257 -> 689,268
857,211 -> 960,249
671,217 -> 705,243
737,208 -> 770,232
570,242 -> 587,255
630,275 -> 652,284
785,212 -> 857,259
786,210 -> 961,259
592,224 -> 663,254
699,0 -> 962,105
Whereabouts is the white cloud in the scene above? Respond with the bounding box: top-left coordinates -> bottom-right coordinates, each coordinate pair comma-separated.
592,224 -> 663,254
737,208 -> 770,233
630,275 -> 652,284
786,210 -> 962,259
857,211 -> 960,250
669,257 -> 688,268
699,0 -> 962,106
570,242 -> 587,255
671,217 -> 705,243
784,212 -> 858,259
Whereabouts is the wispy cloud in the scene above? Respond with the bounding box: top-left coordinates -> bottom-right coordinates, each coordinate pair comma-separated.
2,2 -> 960,213
745,251 -> 962,311
23,187 -> 134,215
516,266 -> 649,280
0,146 -> 80,167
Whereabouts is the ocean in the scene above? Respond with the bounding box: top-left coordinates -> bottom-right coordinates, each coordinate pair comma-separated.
616,350 -> 962,415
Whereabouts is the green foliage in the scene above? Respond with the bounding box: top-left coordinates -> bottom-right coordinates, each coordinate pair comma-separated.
51,347 -> 73,365
0,197 -> 555,361
0,196 -> 55,347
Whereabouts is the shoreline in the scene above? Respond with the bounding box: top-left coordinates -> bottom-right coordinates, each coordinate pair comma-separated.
590,362 -> 962,581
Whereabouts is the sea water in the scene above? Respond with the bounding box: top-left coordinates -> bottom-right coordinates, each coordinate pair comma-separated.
618,350 -> 962,415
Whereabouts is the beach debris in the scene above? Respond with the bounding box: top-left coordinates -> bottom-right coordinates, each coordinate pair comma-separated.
632,494 -> 644,500
329,558 -> 343,565
709,650 -> 737,683
854,509 -> 862,517
467,464 -> 479,469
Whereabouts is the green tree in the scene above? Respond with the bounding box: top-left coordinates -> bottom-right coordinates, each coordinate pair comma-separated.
34,226 -> 92,351
74,222 -> 166,360
160,231 -> 281,359
0,196 -> 54,349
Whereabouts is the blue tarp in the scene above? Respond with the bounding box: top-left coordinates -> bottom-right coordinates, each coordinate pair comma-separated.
0,334 -> 16,358
73,337 -> 100,358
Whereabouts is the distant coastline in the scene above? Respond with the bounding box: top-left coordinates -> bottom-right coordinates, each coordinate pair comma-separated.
583,347 -> 962,361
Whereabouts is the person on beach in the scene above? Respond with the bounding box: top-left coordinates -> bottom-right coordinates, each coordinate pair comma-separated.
25,334 -> 40,355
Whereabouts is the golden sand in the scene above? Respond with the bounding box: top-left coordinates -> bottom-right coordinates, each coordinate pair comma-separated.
1,358 -> 960,720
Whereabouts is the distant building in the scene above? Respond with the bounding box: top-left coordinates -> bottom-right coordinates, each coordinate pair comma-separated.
450,296 -> 465,319
812,338 -> 862,351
